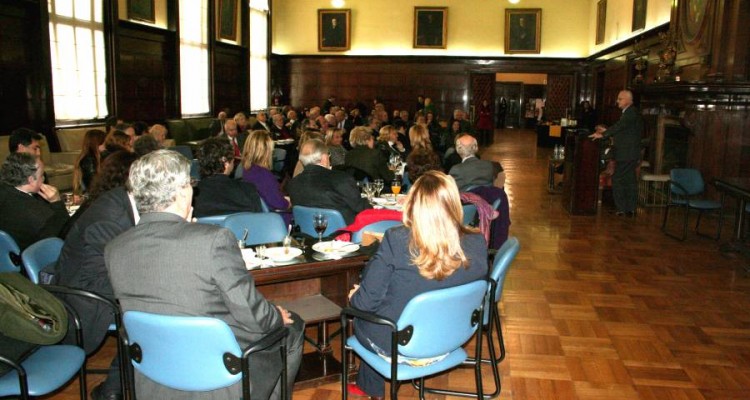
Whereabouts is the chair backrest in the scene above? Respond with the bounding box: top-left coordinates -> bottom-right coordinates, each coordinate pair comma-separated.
485,237 -> 520,324
292,206 -> 347,237
195,214 -> 237,226
21,238 -> 64,284
462,204 -> 478,226
669,168 -> 705,196
0,230 -> 21,273
123,311 -> 242,392
396,280 -> 487,359
190,159 -> 200,182
259,197 -> 270,212
223,212 -> 287,246
350,220 -> 402,244
168,145 -> 194,160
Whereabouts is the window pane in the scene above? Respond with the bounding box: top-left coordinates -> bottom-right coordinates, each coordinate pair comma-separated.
179,0 -> 209,115
249,8 -> 268,110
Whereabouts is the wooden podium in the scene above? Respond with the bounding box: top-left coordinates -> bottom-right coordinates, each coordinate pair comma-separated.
562,129 -> 600,215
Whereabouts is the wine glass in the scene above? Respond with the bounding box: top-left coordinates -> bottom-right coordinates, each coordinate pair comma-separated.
313,213 -> 328,243
362,182 -> 375,202
373,179 -> 384,198
388,155 -> 401,171
391,180 -> 402,196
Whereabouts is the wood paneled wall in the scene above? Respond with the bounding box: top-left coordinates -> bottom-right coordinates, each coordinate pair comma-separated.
273,56 -> 583,119
214,44 -> 248,115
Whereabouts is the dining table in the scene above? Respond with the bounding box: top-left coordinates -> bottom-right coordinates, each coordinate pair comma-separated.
245,239 -> 368,388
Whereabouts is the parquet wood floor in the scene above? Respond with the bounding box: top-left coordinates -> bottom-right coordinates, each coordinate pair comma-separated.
45,129 -> 750,400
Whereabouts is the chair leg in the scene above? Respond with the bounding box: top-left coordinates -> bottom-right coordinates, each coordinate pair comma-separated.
78,364 -> 87,400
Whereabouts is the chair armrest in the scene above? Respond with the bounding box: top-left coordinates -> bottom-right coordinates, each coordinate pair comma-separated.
41,285 -> 122,344
242,325 -> 289,358
340,307 -> 397,331
0,354 -> 28,396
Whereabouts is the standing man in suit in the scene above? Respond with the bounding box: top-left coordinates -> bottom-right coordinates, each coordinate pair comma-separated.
448,134 -> 504,191
0,152 -> 68,250
105,150 -> 303,400
589,89 -> 643,217
54,186 -> 137,400
287,139 -> 371,224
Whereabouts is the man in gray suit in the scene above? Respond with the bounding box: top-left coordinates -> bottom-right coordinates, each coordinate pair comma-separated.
105,150 -> 303,400
590,89 -> 643,217
448,134 -> 503,191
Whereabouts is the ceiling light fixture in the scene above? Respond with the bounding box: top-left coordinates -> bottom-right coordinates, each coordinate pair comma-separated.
331,0 -> 345,8
508,0 -> 520,4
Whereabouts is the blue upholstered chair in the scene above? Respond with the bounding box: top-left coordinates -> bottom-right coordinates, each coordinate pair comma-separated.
121,311 -> 288,400
462,204 -> 478,226
341,279 -> 489,400
0,230 -> 22,273
21,238 -> 64,284
417,237 -> 520,398
292,206 -> 347,237
195,213 -> 239,226
662,168 -> 724,241
350,221 -> 402,244
223,212 -> 287,246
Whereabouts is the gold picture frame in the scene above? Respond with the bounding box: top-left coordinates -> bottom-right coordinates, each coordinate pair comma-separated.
218,0 -> 238,41
632,0 -> 647,32
504,8 -> 541,54
127,0 -> 155,23
414,7 -> 447,49
318,9 -> 351,52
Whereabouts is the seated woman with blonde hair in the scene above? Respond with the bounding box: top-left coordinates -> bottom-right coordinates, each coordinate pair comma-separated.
325,128 -> 347,167
346,170 -> 488,399
241,130 -> 292,223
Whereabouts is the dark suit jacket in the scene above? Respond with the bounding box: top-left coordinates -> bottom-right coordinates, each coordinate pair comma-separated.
345,146 -> 396,182
350,226 -> 488,353
193,174 -> 263,218
105,212 -> 286,399
604,106 -> 643,161
219,132 -> 248,154
0,183 -> 69,250
287,164 -> 371,224
54,187 -> 135,353
251,121 -> 271,132
449,156 -> 499,191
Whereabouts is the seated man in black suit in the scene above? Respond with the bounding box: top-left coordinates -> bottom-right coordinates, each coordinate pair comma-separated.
287,139 -> 370,224
105,150 -> 303,400
0,152 -> 68,250
193,137 -> 263,217
345,126 -> 395,182
54,185 -> 137,400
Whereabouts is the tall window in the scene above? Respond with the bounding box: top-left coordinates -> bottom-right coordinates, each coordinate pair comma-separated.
249,0 -> 269,110
179,0 -> 210,115
48,0 -> 108,122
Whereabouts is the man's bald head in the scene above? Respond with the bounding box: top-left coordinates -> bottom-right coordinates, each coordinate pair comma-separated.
455,134 -> 478,158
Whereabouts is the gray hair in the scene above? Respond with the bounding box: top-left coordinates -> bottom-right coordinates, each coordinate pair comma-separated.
299,139 -> 327,166
455,134 -> 478,158
0,152 -> 39,187
127,149 -> 191,214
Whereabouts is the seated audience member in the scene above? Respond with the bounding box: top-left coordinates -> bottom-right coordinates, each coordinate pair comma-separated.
346,171 -> 488,399
405,125 -> 442,186
292,130 -> 324,177
234,112 -> 250,135
325,128 -> 347,167
73,129 -> 106,195
101,130 -> 132,159
252,111 -> 271,131
0,152 -> 68,250
376,125 -> 406,160
449,134 -> 503,191
148,124 -> 168,146
193,138 -> 263,218
53,151 -> 139,400
132,134 -> 161,157
105,150 -> 303,400
113,123 -> 136,147
241,131 -> 291,221
62,151 -> 139,237
285,109 -> 300,137
287,139 -> 371,224
221,118 -> 248,166
345,126 -> 395,182
8,127 -> 42,156
270,112 -> 292,140
131,121 -> 149,137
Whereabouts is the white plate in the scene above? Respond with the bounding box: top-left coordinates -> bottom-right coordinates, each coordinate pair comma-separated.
312,241 -> 360,255
371,197 -> 393,205
263,246 -> 303,262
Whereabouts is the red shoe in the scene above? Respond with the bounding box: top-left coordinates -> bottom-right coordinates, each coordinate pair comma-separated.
347,383 -> 369,397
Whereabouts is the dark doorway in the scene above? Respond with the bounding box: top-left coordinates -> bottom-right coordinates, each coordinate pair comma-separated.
495,82 -> 523,129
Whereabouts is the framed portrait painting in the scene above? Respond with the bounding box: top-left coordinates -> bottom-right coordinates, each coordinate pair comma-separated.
218,0 -> 238,41
632,0 -> 647,32
127,0 -> 155,23
504,9 -> 541,54
414,7 -> 447,49
596,0 -> 606,45
318,9 -> 351,52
